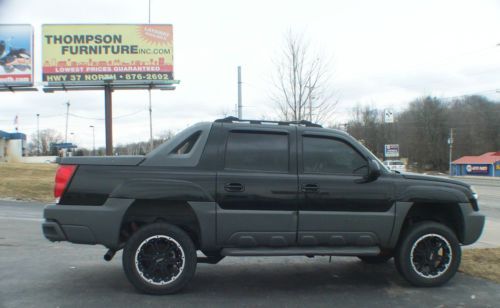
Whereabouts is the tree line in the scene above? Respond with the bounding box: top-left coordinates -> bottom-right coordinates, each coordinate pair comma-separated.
344,95 -> 500,171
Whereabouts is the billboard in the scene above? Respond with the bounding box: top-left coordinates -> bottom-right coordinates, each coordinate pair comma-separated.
384,144 -> 399,158
42,24 -> 174,85
0,25 -> 33,86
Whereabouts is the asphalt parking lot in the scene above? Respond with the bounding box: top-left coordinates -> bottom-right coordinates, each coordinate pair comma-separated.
0,177 -> 499,307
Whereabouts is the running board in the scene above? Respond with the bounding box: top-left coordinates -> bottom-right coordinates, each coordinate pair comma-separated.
221,246 -> 380,257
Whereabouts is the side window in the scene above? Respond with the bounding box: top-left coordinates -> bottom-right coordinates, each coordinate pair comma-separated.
170,131 -> 201,155
303,136 -> 367,175
225,132 -> 289,172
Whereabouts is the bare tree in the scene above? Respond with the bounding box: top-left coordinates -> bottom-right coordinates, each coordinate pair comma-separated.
272,30 -> 337,123
29,129 -> 63,155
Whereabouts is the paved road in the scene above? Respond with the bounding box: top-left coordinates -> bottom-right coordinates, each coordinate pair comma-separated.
1,195 -> 500,307
454,177 -> 500,217
452,177 -> 500,248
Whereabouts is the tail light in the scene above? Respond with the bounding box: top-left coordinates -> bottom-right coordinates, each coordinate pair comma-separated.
54,165 -> 77,203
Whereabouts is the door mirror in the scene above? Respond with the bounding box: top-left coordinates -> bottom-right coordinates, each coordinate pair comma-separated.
356,159 -> 381,183
368,159 -> 382,180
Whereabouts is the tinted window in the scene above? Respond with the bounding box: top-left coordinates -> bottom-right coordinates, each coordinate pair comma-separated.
225,132 -> 289,172
303,136 -> 367,175
170,131 -> 201,155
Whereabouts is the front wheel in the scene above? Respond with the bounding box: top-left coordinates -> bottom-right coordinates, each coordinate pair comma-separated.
122,223 -> 197,294
395,221 -> 461,287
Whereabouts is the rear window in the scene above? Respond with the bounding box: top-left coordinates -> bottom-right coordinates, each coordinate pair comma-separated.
170,131 -> 201,155
225,131 -> 289,172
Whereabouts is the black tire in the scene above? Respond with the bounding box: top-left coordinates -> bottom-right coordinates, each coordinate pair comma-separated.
122,223 -> 197,294
358,254 -> 392,264
395,221 -> 461,287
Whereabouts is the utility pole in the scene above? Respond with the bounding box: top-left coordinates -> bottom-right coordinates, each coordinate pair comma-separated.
237,66 -> 242,119
448,128 -> 454,176
149,86 -> 154,152
36,113 -> 40,156
89,125 -> 95,156
148,0 -> 154,152
64,101 -> 70,143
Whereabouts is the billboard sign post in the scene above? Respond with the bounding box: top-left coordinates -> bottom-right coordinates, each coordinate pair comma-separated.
0,24 -> 34,87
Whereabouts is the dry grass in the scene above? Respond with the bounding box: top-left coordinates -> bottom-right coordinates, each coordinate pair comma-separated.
0,162 -> 57,202
460,247 -> 500,283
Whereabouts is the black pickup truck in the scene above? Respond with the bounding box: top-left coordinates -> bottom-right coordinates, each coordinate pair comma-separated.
42,117 -> 484,294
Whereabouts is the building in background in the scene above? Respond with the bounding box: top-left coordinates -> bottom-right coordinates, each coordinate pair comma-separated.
0,130 -> 26,162
451,152 -> 500,177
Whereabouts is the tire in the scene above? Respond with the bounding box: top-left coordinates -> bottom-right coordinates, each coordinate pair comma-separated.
122,223 -> 197,294
395,221 -> 461,287
358,254 -> 392,264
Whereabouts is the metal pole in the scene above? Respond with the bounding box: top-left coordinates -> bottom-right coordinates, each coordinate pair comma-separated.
64,101 -> 70,143
36,113 -> 40,156
308,81 -> 312,121
148,0 -> 153,152
149,86 -> 154,152
90,125 -> 95,156
449,128 -> 454,176
237,66 -> 242,119
104,85 -> 113,156
148,0 -> 151,23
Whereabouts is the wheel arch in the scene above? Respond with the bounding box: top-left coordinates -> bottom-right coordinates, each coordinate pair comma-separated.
389,201 -> 467,247
119,199 -> 217,251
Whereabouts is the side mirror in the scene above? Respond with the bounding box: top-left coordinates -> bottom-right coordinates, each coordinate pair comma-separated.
356,159 -> 381,183
368,159 -> 382,180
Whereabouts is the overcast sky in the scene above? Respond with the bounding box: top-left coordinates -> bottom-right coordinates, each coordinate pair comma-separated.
1,0 -> 499,149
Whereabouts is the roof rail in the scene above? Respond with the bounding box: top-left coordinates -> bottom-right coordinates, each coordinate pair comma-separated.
215,116 -> 323,128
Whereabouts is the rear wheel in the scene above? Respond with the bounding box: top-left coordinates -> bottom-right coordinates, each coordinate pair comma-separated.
395,221 -> 460,287
122,223 -> 197,294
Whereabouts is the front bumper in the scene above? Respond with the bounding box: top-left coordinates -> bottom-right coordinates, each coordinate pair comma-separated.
42,198 -> 133,249
460,202 -> 485,245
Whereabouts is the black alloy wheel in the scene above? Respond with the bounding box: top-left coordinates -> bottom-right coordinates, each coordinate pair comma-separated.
123,223 -> 197,294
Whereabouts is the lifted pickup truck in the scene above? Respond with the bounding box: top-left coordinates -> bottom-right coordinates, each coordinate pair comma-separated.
43,117 -> 484,294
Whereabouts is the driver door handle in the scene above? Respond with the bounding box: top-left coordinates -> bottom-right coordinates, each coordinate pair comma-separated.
224,183 -> 245,192
301,183 -> 320,193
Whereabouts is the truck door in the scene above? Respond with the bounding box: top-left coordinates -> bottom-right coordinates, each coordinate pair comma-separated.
297,132 -> 395,247
216,124 -> 298,248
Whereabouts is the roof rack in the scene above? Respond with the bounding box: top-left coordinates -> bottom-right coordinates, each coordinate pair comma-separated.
215,116 -> 323,128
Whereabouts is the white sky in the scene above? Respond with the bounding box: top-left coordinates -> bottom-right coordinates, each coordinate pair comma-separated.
1,0 -> 499,149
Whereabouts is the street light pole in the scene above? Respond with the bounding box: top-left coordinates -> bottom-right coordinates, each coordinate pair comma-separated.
36,113 -> 40,156
89,125 -> 95,156
65,101 -> 70,143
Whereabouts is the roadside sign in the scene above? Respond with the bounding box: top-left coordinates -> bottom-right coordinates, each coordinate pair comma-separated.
42,24 -> 174,85
384,144 -> 399,158
465,164 -> 489,175
0,24 -> 33,86
384,109 -> 394,123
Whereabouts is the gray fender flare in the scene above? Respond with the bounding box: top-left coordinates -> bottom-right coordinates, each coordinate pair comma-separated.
110,179 -> 217,250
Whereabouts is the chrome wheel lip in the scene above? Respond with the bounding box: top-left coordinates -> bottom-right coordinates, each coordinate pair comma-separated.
134,235 -> 185,286
410,233 -> 452,279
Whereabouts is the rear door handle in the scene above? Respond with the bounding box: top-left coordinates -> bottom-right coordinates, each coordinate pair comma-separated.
224,183 -> 245,192
301,183 -> 320,193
